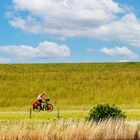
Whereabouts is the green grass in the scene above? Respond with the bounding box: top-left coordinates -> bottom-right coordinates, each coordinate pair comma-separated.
126,112 -> 140,120
0,62 -> 140,111
0,110 -> 140,121
0,111 -> 86,121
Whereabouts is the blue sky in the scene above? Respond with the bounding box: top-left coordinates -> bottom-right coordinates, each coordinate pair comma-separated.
0,0 -> 140,63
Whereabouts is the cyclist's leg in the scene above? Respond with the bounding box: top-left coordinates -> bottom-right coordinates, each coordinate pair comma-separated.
38,100 -> 43,109
41,100 -> 43,109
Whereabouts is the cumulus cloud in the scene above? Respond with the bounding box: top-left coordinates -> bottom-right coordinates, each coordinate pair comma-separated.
8,0 -> 140,47
100,47 -> 137,58
0,41 -> 70,59
10,16 -> 43,34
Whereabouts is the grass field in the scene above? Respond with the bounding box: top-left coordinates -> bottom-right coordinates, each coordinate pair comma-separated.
0,62 -> 140,139
0,62 -> 139,111
1,110 -> 140,121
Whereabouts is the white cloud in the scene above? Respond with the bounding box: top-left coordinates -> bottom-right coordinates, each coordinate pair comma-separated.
0,41 -> 70,59
10,16 -> 43,34
86,48 -> 94,53
119,60 -> 128,62
100,47 -> 137,58
8,0 -> 140,47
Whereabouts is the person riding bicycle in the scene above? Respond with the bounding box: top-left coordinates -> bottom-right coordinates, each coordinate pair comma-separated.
37,92 -> 46,110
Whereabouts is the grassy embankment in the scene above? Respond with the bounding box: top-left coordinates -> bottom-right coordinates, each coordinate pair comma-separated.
0,62 -> 140,111
0,63 -> 139,111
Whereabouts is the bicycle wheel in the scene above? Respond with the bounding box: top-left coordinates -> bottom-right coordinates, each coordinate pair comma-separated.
45,104 -> 53,112
33,106 -> 41,112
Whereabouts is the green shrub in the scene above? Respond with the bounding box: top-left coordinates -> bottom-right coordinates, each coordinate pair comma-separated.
88,104 -> 126,121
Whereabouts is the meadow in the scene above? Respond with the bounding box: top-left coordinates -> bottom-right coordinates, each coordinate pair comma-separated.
0,62 -> 139,111
0,63 -> 140,139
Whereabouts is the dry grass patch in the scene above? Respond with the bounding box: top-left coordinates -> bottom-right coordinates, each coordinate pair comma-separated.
0,119 -> 139,140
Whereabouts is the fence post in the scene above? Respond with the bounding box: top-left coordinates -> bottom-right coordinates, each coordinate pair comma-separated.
83,108 -> 86,117
57,107 -> 60,118
30,108 -> 32,119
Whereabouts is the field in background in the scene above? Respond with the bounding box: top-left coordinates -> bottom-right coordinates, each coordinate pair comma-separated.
0,62 -> 140,111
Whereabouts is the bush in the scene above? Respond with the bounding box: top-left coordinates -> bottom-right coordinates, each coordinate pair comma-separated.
88,104 -> 126,121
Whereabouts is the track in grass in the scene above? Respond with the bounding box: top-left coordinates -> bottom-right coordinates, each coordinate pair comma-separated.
1,109 -> 140,121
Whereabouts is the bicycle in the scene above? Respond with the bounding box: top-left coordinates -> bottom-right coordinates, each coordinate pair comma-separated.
33,99 -> 53,112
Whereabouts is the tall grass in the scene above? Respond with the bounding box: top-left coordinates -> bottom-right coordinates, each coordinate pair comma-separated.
0,119 -> 139,140
0,63 -> 139,110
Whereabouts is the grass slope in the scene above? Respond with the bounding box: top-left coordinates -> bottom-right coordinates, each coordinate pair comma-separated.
0,62 -> 139,110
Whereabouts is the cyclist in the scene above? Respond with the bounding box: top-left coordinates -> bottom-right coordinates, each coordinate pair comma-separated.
37,92 -> 46,110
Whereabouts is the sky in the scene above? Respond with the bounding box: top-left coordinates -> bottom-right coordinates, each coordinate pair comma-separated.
0,0 -> 140,63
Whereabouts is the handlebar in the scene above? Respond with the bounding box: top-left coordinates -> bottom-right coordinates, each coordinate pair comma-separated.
45,98 -> 50,101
